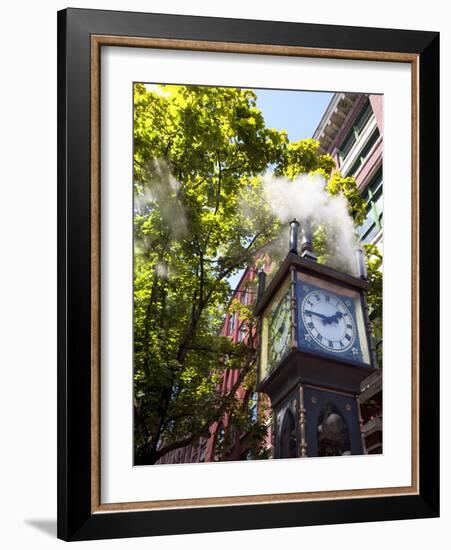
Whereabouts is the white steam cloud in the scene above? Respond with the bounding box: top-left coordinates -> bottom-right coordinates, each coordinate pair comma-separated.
263,173 -> 361,275
135,159 -> 188,241
134,162 -> 362,278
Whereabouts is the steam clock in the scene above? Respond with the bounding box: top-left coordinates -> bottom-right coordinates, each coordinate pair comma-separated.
256,220 -> 376,458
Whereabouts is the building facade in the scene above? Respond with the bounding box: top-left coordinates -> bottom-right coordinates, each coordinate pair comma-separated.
313,92 -> 384,453
313,92 -> 383,247
204,267 -> 266,462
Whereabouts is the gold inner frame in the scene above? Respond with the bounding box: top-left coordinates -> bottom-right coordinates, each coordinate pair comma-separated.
90,35 -> 419,514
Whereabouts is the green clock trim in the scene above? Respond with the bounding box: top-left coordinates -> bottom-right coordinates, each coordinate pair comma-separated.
267,290 -> 291,370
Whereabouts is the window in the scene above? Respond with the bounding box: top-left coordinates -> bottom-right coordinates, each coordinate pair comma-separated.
346,127 -> 380,176
248,392 -> 258,423
338,100 -> 373,164
339,129 -> 357,161
357,169 -> 383,243
214,424 -> 226,458
241,289 -> 248,305
239,287 -> 255,306
354,101 -> 373,133
228,312 -> 236,336
238,321 -> 247,343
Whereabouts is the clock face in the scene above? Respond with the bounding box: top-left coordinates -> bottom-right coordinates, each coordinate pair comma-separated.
301,290 -> 356,353
268,291 -> 291,369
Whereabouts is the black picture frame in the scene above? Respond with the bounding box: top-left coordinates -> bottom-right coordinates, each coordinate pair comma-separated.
57,7 -> 439,542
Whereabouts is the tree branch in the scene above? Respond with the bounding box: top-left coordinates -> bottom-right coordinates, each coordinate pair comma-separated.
213,150 -> 222,216
155,351 -> 256,461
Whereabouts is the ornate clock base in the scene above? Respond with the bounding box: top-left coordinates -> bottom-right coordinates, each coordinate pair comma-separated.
274,382 -> 364,459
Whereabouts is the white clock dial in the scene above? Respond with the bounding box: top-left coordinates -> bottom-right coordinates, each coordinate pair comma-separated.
301,290 -> 356,353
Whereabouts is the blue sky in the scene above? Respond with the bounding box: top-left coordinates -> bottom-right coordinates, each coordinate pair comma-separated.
253,88 -> 333,142
144,84 -> 332,142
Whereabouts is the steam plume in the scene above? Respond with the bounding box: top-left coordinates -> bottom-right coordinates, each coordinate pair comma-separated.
263,173 -> 361,275
135,159 -> 188,241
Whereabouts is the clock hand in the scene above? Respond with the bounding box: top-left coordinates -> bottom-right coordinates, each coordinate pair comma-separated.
304,310 -> 332,324
329,311 -> 344,323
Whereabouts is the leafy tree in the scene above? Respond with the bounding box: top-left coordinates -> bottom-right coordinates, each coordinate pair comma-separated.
133,83 -> 376,464
364,243 -> 383,367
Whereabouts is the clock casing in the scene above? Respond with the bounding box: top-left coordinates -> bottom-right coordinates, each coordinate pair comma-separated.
257,253 -> 374,394
255,252 -> 376,458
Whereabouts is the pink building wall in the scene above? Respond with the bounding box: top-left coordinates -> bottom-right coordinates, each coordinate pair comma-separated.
205,263 -> 274,462
369,95 -> 384,133
205,267 -> 259,462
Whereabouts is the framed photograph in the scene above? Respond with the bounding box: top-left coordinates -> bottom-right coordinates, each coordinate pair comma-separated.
57,8 -> 439,541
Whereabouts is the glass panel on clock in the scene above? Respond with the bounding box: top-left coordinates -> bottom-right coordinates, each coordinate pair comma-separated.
258,276 -> 292,383
297,272 -> 370,365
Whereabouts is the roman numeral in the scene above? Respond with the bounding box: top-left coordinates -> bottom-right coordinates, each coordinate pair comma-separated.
329,340 -> 333,347
315,295 -> 321,301
346,323 -> 353,329
325,295 -> 330,302
345,334 -> 352,341
317,334 -> 322,342
339,341 -> 345,348
307,322 -> 314,329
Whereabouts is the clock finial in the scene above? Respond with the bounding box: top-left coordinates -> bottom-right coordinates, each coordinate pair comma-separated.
300,218 -> 317,261
257,267 -> 267,303
355,248 -> 367,279
289,219 -> 299,254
